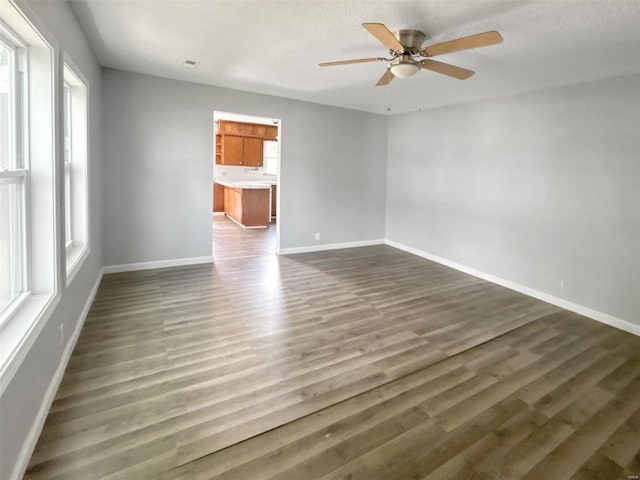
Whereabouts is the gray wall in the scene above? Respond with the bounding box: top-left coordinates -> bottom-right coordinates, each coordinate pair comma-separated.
0,1 -> 103,479
386,74 -> 640,324
101,69 -> 387,265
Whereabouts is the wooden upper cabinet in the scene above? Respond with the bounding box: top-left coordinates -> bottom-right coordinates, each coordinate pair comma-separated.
216,121 -> 277,166
243,137 -> 263,166
221,135 -> 244,165
264,125 -> 277,140
215,134 -> 222,164
218,121 -> 277,140
217,135 -> 264,166
218,122 -> 240,136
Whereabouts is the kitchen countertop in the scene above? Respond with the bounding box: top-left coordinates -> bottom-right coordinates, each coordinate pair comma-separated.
215,179 -> 276,189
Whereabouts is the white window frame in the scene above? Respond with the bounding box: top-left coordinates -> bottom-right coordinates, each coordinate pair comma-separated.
63,81 -> 72,248
263,140 -> 279,176
1,0 -> 59,399
0,23 -> 30,327
264,156 -> 278,176
62,58 -> 89,284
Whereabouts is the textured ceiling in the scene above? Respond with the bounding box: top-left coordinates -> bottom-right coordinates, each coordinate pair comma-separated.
68,0 -> 640,115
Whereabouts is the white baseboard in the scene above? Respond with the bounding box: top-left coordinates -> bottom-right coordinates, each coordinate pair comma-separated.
277,238 -> 385,255
385,239 -> 639,337
9,268 -> 104,480
212,212 -> 225,216
102,256 -> 213,274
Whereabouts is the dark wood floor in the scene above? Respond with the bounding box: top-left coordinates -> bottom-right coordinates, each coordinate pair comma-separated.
212,215 -> 276,260
25,235 -> 640,479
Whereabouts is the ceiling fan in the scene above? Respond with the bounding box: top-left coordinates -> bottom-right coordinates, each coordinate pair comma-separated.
319,23 -> 503,86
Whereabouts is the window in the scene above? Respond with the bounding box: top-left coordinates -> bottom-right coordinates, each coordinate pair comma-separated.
1,1 -> 57,383
63,82 -> 72,247
62,62 -> 89,281
0,26 -> 28,324
263,140 -> 279,175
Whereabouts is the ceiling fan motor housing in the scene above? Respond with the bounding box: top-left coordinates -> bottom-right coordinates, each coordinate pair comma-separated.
393,29 -> 426,55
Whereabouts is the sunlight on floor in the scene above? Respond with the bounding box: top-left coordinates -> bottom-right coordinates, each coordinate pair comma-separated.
212,215 -> 277,261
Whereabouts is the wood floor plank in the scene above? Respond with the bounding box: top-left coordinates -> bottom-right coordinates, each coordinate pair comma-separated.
522,374 -> 640,480
594,406 -> 640,470
569,454 -> 625,480
25,217 -> 640,479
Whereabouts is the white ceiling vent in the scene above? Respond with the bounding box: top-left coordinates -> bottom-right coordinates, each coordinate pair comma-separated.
183,59 -> 199,69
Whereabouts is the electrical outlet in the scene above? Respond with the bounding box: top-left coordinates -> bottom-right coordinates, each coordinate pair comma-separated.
315,233 -> 320,241
59,323 -> 64,344
221,171 -> 228,177
560,279 -> 564,288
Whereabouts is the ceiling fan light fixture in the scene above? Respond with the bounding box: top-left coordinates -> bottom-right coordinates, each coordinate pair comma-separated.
389,59 -> 420,78
319,23 -> 502,86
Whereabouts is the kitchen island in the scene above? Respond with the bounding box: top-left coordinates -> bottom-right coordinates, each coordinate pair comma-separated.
214,180 -> 274,227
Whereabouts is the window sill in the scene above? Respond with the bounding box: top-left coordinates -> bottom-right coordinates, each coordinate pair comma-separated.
0,292 -> 30,330
66,244 -> 89,286
0,291 -> 59,394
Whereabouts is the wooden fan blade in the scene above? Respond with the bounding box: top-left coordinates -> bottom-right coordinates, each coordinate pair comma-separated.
420,31 -> 503,57
375,69 -> 394,87
319,57 -> 383,67
420,59 -> 475,80
362,23 -> 404,51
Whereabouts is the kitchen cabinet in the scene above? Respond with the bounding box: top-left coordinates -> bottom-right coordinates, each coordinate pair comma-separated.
271,185 -> 277,218
223,186 -> 270,227
218,121 -> 277,140
213,182 -> 225,212
219,135 -> 243,165
217,135 -> 263,166
215,120 -> 278,166
224,187 -> 242,221
215,134 -> 222,164
243,137 -> 263,166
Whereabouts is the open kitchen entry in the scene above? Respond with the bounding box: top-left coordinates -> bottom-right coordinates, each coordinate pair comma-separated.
212,111 -> 281,260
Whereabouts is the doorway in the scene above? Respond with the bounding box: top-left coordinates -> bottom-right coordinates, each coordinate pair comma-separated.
212,111 -> 281,261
